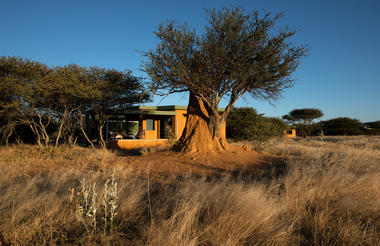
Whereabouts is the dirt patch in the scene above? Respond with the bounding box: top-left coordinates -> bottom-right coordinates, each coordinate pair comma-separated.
111,145 -> 286,181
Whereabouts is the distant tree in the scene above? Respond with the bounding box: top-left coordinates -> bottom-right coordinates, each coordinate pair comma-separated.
368,121 -> 380,128
143,7 -> 307,153
283,108 -> 323,137
227,107 -> 287,150
365,121 -> 380,135
308,122 -> 324,136
321,117 -> 363,136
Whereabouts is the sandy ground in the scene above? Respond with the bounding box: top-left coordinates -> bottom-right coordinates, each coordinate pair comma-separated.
110,145 -> 285,180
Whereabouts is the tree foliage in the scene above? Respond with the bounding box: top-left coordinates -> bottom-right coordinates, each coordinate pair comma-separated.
143,7 -> 307,152
367,121 -> 380,129
365,121 -> 380,135
0,56 -> 149,147
283,108 -> 323,123
0,57 -> 24,144
0,56 -> 53,146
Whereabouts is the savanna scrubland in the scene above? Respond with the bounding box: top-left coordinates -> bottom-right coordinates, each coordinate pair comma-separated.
0,136 -> 379,245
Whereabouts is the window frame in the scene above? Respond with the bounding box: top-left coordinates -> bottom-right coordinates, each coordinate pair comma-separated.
146,119 -> 155,131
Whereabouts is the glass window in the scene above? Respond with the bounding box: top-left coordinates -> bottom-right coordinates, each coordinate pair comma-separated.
146,119 -> 155,130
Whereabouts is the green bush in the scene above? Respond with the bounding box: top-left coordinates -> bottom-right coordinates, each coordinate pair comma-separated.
365,121 -> 380,135
321,117 -> 363,136
227,107 -> 287,150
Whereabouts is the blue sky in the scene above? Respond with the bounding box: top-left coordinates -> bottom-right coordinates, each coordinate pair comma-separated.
2,0 -> 379,122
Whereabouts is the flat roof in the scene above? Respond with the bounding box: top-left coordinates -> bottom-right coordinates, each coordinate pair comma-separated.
110,109 -> 177,116
137,105 -> 225,111
132,105 -> 188,110
107,105 -> 225,116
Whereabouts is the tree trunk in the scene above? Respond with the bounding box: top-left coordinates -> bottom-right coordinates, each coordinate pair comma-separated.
37,114 -> 50,148
95,112 -> 108,149
55,119 -> 65,149
5,128 -> 13,147
67,133 -> 75,148
79,114 -> 95,149
28,121 -> 43,148
99,123 -> 106,149
173,92 -> 228,154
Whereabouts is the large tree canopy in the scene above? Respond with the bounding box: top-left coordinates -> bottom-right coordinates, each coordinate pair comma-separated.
0,56 -> 150,147
0,56 -> 53,147
143,7 -> 307,153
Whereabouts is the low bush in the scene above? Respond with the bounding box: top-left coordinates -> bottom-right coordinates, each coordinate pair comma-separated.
321,117 -> 363,135
227,107 -> 287,150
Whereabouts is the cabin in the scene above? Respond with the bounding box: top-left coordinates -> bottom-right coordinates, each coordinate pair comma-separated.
106,105 -> 226,150
284,128 -> 296,138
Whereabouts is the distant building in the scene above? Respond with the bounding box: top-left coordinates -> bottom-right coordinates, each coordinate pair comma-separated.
284,128 -> 296,138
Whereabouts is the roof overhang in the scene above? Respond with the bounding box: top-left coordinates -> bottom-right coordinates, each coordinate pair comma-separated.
106,105 -> 225,116
110,109 -> 177,116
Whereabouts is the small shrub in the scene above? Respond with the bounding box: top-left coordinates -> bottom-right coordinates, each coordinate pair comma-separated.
75,169 -> 118,235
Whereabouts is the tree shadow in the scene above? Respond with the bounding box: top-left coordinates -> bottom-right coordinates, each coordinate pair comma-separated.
109,147 -> 289,186
164,154 -> 288,186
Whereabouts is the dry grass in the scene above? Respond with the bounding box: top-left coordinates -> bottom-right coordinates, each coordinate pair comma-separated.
0,136 -> 379,245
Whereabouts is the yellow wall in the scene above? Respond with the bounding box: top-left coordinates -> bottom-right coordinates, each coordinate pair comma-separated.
142,119 -> 158,139
284,129 -> 296,138
108,139 -> 168,150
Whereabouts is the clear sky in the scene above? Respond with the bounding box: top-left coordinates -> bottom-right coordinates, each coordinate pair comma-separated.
1,0 -> 379,122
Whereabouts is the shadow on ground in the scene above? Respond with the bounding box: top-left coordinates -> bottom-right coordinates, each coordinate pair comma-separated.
111,147 -> 289,186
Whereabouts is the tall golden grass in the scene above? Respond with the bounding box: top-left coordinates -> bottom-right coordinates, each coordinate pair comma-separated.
0,136 -> 379,245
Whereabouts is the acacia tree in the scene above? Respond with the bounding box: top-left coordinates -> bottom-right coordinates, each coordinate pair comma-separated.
1,56 -> 149,148
50,64 -> 101,148
0,57 -> 26,145
85,68 -> 150,148
282,108 -> 323,137
0,56 -> 55,147
143,7 -> 307,153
